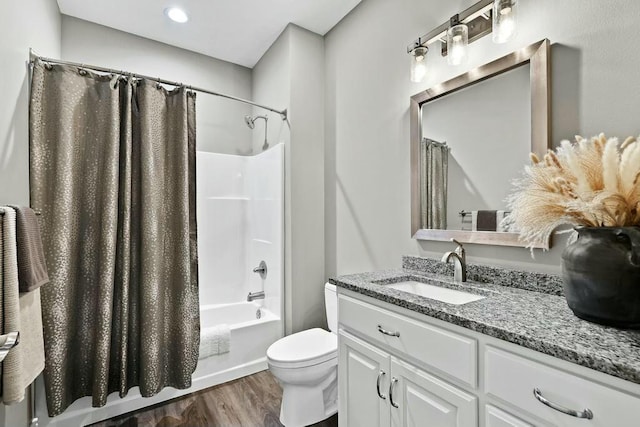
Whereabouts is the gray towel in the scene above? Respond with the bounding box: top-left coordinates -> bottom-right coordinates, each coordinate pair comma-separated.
8,206 -> 49,292
0,207 -> 45,404
476,210 -> 498,231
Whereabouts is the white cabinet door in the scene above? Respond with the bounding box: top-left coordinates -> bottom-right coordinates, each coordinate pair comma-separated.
390,357 -> 477,427
485,405 -> 533,427
339,330 -> 391,427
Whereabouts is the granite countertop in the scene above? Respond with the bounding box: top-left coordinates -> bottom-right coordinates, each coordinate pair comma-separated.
330,257 -> 640,386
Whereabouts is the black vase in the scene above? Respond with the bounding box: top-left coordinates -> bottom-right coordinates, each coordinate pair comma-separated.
561,226 -> 640,328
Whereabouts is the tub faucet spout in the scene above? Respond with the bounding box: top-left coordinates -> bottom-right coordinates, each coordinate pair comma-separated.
441,238 -> 467,282
247,291 -> 265,302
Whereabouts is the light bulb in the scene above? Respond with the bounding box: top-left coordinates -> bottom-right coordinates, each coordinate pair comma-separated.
410,46 -> 429,83
165,7 -> 189,23
447,24 -> 468,66
493,0 -> 517,43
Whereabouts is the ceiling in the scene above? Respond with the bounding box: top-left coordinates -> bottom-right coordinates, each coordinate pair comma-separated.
56,0 -> 362,68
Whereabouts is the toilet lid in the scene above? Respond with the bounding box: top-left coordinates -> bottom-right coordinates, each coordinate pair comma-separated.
267,328 -> 337,367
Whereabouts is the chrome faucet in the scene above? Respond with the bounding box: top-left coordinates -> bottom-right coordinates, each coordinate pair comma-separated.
441,238 -> 467,282
247,291 -> 265,302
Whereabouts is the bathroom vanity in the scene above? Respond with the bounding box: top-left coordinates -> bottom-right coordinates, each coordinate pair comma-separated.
332,256 -> 640,427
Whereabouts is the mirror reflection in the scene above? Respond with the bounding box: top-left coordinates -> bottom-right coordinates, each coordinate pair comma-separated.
410,39 -> 550,248
420,65 -> 531,232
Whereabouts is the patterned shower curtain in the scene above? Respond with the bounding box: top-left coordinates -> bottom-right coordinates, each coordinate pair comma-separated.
29,60 -> 200,416
421,138 -> 449,230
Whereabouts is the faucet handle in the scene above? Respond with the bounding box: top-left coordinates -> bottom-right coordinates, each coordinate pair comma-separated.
450,238 -> 465,258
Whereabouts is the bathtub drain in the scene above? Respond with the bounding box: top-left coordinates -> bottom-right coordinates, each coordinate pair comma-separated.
256,309 -> 262,319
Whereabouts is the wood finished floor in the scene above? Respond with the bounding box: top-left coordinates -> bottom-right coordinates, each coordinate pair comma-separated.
89,370 -> 338,427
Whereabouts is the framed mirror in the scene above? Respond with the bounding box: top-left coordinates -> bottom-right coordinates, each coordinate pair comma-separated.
410,39 -> 551,249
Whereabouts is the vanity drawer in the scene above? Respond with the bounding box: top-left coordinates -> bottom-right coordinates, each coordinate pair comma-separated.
485,405 -> 532,427
485,346 -> 640,426
338,294 -> 477,387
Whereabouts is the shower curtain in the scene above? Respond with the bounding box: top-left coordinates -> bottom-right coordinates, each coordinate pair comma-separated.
421,138 -> 449,229
29,60 -> 199,417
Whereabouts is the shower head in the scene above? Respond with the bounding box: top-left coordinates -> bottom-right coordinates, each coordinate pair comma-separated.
244,115 -> 256,129
244,115 -> 268,129
244,115 -> 270,150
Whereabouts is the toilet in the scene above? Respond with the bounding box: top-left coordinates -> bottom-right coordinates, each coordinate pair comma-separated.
267,283 -> 338,426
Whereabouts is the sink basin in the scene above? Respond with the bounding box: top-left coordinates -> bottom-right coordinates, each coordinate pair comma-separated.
386,281 -> 485,305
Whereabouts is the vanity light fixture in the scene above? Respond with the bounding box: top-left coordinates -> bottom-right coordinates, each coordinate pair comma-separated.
406,0 -> 519,80
493,0 -> 518,43
410,45 -> 429,83
446,15 -> 469,66
165,7 -> 189,23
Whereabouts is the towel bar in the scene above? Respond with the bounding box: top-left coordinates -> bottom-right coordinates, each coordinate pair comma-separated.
458,210 -> 511,217
0,210 -> 41,216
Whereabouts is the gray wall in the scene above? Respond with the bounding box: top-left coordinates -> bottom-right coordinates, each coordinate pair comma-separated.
0,0 -> 61,207
252,24 -> 326,334
324,0 -> 640,276
252,28 -> 293,332
0,0 -> 61,424
61,16 -> 254,155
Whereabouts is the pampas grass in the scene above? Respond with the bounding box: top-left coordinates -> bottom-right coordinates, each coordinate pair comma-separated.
505,133 -> 640,248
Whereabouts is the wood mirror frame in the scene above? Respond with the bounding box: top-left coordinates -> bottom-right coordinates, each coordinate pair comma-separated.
410,39 -> 551,249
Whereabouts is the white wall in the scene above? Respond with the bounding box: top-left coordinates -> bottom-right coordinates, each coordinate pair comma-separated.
196,146 -> 284,320
247,144 -> 285,319
197,152 -> 250,305
61,15 -> 254,155
324,0 -> 640,277
252,24 -> 326,333
0,0 -> 60,424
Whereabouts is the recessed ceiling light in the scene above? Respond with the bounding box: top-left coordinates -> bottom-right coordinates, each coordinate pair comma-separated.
165,7 -> 189,23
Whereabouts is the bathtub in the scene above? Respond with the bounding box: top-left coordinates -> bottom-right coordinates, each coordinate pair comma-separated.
38,301 -> 282,426
194,301 -> 281,384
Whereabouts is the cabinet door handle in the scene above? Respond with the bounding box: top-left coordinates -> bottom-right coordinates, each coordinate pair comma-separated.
376,370 -> 387,400
377,325 -> 400,337
533,388 -> 593,419
389,377 -> 399,408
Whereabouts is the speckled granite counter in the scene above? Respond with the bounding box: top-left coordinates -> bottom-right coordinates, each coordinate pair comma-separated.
330,256 -> 640,385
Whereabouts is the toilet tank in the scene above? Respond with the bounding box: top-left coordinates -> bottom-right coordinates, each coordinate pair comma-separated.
324,283 -> 338,333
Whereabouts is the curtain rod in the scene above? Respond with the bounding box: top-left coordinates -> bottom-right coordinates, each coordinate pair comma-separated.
29,49 -> 288,121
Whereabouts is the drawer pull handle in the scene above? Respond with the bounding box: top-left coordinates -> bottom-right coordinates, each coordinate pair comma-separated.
377,325 -> 400,337
389,377 -> 399,408
376,370 -> 386,400
533,388 -> 593,419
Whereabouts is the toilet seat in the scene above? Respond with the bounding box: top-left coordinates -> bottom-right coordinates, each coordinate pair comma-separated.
267,328 -> 337,369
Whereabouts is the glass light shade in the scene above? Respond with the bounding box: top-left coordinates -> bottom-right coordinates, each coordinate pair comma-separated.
492,0 -> 517,43
447,24 -> 469,66
410,46 -> 428,83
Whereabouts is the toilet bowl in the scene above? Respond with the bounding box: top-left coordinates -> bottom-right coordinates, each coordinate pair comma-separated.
267,283 -> 338,426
